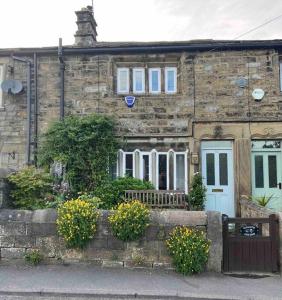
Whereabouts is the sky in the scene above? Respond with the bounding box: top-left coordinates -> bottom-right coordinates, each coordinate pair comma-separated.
0,0 -> 282,48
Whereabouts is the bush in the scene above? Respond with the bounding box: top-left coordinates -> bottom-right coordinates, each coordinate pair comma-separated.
108,200 -> 150,242
189,173 -> 206,210
24,250 -> 43,265
38,114 -> 119,195
94,177 -> 154,209
7,166 -> 53,210
166,226 -> 210,275
57,199 -> 99,249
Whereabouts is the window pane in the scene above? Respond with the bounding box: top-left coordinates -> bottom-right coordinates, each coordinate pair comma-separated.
268,155 -> 277,188
118,69 -> 129,93
110,162 -> 117,180
176,154 -> 185,190
219,153 -> 228,186
134,69 -> 144,93
125,154 -> 133,177
142,155 -> 150,181
206,153 -> 215,185
158,154 -> 167,190
255,155 -> 264,188
166,69 -> 176,93
151,70 -> 159,92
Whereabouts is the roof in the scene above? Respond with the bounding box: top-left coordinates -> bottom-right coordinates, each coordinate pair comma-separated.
1,39 -> 282,56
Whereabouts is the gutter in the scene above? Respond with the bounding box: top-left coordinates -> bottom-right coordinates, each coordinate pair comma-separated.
1,40 -> 282,56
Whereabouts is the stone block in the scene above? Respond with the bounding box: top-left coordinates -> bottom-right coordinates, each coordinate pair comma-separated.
124,260 -> 153,269
14,236 -> 35,248
207,211 -> 222,273
107,236 -> 125,250
36,236 -> 64,258
150,210 -> 207,226
0,236 -> 15,247
102,260 -> 124,268
153,262 -> 174,270
0,222 -> 26,236
0,210 -> 33,222
88,238 -> 108,249
27,223 -> 57,236
145,225 -> 159,241
1,247 -> 25,258
32,209 -> 57,223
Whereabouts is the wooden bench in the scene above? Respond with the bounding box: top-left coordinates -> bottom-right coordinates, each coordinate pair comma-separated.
124,190 -> 187,209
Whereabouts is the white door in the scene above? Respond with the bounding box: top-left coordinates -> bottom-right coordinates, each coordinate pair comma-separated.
251,151 -> 282,210
202,147 -> 234,216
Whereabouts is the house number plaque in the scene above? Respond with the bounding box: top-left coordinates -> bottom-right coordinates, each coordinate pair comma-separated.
240,225 -> 259,237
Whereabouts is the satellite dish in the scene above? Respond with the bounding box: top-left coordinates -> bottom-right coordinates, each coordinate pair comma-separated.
252,88 -> 265,101
1,80 -> 23,94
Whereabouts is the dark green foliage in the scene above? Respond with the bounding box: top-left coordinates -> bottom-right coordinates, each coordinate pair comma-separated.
189,173 -> 207,210
94,177 -> 154,209
24,250 -> 43,266
7,166 -> 53,210
38,114 -> 119,195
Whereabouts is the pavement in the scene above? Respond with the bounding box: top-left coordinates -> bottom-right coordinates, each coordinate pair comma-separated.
0,264 -> 281,300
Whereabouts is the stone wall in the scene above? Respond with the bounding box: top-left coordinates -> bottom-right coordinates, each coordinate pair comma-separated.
0,209 -> 222,272
240,197 -> 282,273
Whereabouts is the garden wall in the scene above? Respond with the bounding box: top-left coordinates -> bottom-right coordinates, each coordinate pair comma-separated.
240,197 -> 282,272
0,209 -> 222,272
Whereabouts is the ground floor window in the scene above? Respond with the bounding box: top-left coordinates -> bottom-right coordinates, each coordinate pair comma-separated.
114,149 -> 188,193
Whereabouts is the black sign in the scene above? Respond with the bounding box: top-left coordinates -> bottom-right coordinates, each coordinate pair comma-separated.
240,225 -> 259,237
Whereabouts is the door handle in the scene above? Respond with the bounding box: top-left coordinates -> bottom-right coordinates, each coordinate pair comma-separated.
278,183 -> 282,190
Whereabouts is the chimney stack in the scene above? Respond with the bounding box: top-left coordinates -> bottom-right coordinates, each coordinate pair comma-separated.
74,6 -> 97,47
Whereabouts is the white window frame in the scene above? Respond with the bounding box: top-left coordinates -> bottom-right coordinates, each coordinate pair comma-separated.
173,151 -> 188,194
165,67 -> 177,94
149,68 -> 161,94
279,61 -> 282,92
0,65 -> 4,108
156,152 -> 170,190
122,152 -> 135,177
133,68 -> 145,94
117,68 -> 129,94
140,152 -> 152,182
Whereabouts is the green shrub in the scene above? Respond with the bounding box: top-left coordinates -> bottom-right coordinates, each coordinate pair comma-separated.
7,166 -> 53,210
108,200 -> 150,242
38,114 -> 119,195
94,177 -> 154,209
57,199 -> 99,249
166,226 -> 210,275
24,250 -> 43,265
189,173 -> 206,210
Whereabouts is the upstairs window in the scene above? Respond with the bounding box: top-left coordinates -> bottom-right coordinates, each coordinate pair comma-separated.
149,68 -> 161,94
133,68 -> 145,93
165,67 -> 177,94
280,62 -> 282,92
117,68 -> 129,94
0,65 -> 3,108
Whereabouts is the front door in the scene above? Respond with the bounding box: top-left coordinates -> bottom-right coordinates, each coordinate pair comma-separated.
251,147 -> 282,211
202,142 -> 234,216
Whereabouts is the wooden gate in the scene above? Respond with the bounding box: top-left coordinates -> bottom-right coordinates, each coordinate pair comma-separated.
222,214 -> 280,273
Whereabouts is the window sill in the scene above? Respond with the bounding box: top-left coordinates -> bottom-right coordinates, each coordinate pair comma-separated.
0,107 -> 5,111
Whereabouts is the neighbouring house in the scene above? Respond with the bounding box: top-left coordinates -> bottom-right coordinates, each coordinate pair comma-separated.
0,6 -> 282,215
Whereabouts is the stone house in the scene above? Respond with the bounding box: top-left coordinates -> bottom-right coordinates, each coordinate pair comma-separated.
1,6 -> 282,216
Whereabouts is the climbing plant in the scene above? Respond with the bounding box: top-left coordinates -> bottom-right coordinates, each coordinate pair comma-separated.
38,114 -> 119,195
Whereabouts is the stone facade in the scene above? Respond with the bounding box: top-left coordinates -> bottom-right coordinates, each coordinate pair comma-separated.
1,7 -> 282,215
0,209 -> 222,272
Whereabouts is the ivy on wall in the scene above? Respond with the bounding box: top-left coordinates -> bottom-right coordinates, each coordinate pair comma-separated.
38,114 -> 119,195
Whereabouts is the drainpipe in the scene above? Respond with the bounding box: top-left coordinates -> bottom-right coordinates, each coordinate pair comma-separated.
12,56 -> 32,165
58,38 -> 65,120
33,52 -> 38,166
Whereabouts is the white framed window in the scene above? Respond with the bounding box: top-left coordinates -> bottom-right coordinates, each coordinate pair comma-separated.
165,67 -> 177,94
0,65 -> 4,108
149,68 -> 161,94
116,149 -> 188,193
133,68 -> 145,94
117,68 -> 129,94
279,61 -> 282,92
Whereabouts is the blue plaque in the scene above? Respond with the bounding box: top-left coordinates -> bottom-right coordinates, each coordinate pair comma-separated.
124,96 -> 136,108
